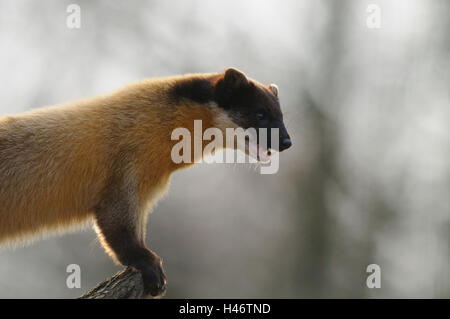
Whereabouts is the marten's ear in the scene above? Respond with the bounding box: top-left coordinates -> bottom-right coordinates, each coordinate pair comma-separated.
268,84 -> 279,97
223,68 -> 248,89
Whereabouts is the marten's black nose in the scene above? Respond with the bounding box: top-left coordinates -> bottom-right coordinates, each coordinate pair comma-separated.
280,137 -> 292,151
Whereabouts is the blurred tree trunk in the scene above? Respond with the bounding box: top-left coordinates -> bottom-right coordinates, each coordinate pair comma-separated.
291,1 -> 376,297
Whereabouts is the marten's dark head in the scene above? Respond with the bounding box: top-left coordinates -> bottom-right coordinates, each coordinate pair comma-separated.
173,67 -> 292,161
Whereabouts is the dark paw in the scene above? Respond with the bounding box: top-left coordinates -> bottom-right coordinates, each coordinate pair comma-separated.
140,256 -> 167,298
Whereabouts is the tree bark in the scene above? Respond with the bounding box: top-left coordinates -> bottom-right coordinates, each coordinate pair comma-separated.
79,267 -> 145,299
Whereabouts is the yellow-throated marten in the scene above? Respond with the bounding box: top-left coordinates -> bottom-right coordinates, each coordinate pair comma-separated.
0,68 -> 291,297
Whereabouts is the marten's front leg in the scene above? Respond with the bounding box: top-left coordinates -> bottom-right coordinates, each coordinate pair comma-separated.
94,187 -> 167,298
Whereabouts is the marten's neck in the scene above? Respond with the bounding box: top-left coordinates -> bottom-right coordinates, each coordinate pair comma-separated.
106,74 -> 235,174
166,75 -> 230,169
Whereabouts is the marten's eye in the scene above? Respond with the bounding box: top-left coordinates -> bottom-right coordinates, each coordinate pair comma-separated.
256,111 -> 265,121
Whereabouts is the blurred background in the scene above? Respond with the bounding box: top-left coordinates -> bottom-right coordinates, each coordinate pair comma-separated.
0,0 -> 449,298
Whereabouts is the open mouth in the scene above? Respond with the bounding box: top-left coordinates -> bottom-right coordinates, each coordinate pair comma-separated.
244,136 -> 273,163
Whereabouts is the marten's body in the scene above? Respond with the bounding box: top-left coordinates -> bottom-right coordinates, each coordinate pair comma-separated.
0,68 -> 291,297
0,76 -> 223,244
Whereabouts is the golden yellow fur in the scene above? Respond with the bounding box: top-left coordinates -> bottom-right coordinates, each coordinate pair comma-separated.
0,74 -> 230,246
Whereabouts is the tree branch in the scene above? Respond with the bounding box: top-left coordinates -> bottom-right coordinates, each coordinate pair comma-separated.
79,267 -> 145,299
